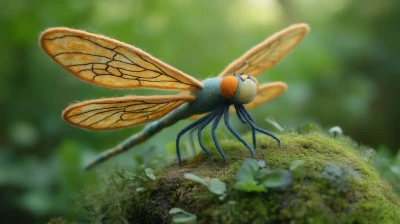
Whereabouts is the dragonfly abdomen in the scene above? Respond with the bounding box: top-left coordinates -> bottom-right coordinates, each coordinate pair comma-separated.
84,103 -> 191,170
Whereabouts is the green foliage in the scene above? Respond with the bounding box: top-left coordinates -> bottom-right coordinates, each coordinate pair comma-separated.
234,158 -> 293,192
169,208 -> 197,223
123,131 -> 400,223
183,173 -> 226,199
81,164 -> 160,223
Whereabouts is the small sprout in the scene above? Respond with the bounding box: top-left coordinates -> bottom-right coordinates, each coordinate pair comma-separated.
322,164 -> 360,193
169,208 -> 197,223
266,118 -> 285,132
329,126 -> 343,138
290,160 -> 305,171
183,173 -> 226,198
135,187 -> 145,193
258,160 -> 266,168
145,168 -> 156,180
296,123 -> 319,134
234,158 -> 293,192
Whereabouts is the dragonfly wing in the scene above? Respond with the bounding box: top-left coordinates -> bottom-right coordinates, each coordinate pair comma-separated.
63,95 -> 195,130
244,82 -> 287,110
40,28 -> 203,91
218,24 -> 309,78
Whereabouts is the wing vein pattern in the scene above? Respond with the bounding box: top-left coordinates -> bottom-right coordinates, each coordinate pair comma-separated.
40,28 -> 203,91
62,95 -> 195,130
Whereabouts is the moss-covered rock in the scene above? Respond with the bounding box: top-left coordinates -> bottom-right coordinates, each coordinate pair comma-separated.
129,131 -> 400,224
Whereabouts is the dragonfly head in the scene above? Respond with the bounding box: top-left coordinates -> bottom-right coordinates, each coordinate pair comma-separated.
220,74 -> 258,104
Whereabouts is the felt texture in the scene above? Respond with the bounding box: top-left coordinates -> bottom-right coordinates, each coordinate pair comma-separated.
220,76 -> 238,98
40,24 -> 308,170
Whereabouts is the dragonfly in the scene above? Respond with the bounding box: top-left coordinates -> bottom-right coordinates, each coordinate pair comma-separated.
40,23 -> 309,171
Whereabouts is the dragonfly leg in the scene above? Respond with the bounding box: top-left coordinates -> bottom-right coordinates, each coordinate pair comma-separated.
223,106 -> 254,158
197,111 -> 219,158
176,113 -> 216,165
238,104 -> 281,148
188,126 -> 198,155
234,104 -> 247,124
235,104 -> 257,148
211,108 -> 227,162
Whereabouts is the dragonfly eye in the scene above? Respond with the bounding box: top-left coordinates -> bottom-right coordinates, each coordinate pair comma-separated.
233,76 -> 258,104
220,76 -> 239,99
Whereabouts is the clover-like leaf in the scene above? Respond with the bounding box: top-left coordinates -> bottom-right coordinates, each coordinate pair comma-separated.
209,178 -> 226,195
236,158 -> 259,182
262,169 -> 293,188
145,168 -> 156,180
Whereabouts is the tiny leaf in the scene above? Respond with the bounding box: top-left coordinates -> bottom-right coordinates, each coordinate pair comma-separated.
169,207 -> 185,215
184,173 -> 208,187
236,158 -> 259,182
145,168 -> 156,180
262,169 -> 293,188
209,178 -> 226,195
172,214 -> 197,223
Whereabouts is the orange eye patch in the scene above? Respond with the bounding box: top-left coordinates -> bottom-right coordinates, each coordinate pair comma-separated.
220,76 -> 238,99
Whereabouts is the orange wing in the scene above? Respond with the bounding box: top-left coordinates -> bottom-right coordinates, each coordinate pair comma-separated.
63,95 -> 195,130
40,28 -> 203,91
218,24 -> 309,78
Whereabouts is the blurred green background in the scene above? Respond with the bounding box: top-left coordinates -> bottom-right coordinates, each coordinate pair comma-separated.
1,0 -> 400,223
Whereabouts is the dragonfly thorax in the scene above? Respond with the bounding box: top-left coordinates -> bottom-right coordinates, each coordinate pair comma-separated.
220,75 -> 258,104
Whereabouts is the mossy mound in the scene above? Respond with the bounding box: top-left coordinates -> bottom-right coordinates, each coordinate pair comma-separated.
130,131 -> 400,224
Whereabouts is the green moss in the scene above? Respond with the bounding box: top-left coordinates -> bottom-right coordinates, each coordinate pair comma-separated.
128,131 -> 399,223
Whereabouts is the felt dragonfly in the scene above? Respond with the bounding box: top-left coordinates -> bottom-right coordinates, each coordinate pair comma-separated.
40,23 -> 309,171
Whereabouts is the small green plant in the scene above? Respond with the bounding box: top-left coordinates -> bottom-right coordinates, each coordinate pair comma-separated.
329,126 -> 343,138
169,208 -> 197,223
144,168 -> 156,180
234,158 -> 293,192
322,164 -> 360,193
183,173 -> 226,199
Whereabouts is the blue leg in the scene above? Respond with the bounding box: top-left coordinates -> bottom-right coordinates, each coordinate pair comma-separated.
234,104 -> 246,124
235,104 -> 257,149
223,106 -> 255,158
176,113 -> 216,165
211,108 -> 226,162
198,111 -> 219,157
238,105 -> 281,147
189,126 -> 198,155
